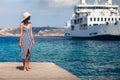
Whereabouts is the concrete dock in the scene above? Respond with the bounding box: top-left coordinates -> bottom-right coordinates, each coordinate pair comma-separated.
0,62 -> 80,80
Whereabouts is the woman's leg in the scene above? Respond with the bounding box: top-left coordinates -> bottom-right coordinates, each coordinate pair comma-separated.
23,59 -> 27,71
25,50 -> 30,71
27,50 -> 31,69
22,59 -> 25,67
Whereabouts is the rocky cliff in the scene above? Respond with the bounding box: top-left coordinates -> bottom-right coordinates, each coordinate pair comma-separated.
0,27 -> 64,36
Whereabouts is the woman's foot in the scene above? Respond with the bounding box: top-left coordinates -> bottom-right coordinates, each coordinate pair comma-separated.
24,67 -> 27,71
23,66 -> 29,71
26,67 -> 29,71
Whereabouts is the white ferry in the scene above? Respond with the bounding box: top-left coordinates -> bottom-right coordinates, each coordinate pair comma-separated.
64,0 -> 120,39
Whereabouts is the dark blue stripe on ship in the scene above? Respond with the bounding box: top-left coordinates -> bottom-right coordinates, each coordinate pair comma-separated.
72,35 -> 120,40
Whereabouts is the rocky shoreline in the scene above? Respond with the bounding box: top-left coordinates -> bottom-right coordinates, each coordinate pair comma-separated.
0,27 -> 64,36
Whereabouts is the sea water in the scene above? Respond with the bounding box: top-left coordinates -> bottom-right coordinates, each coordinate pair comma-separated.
0,36 -> 120,80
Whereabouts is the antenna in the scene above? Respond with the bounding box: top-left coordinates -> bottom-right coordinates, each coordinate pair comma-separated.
106,0 -> 112,5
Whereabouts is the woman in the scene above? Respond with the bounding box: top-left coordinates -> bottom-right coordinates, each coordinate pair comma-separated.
19,12 -> 35,71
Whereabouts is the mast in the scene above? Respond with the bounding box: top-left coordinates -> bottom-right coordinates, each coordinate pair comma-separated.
80,0 -> 86,5
94,0 -> 98,5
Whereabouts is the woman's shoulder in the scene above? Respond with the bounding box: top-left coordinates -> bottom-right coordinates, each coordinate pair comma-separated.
20,23 -> 24,28
20,22 -> 32,26
28,22 -> 32,27
20,22 -> 24,25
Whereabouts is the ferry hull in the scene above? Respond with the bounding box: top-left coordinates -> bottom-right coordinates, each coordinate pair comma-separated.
65,24 -> 120,40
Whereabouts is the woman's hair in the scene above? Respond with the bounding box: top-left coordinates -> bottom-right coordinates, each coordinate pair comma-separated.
22,16 -> 31,24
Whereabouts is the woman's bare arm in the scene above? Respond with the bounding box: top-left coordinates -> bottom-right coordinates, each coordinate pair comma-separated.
19,23 -> 23,47
30,24 -> 35,45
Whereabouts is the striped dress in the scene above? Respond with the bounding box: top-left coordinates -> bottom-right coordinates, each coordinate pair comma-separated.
21,26 -> 32,59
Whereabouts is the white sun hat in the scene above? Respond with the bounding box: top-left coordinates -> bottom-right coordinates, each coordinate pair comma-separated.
22,12 -> 31,22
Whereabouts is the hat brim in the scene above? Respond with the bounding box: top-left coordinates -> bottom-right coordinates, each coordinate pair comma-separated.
22,16 -> 30,22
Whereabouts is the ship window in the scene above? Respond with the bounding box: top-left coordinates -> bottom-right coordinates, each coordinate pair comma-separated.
77,19 -> 80,23
115,18 -> 117,21
84,24 -> 87,30
79,7 -> 82,9
97,18 -> 99,21
71,26 -> 74,31
80,18 -> 83,20
106,22 -> 109,25
92,7 -> 94,9
119,18 -> 120,21
80,18 -> 83,23
74,20 -> 77,24
101,18 -> 103,21
108,18 -> 110,21
75,19 -> 79,24
113,8 -> 117,10
79,25 -> 82,30
112,18 -> 114,21
80,20 -> 82,23
83,24 -> 87,27
105,7 -> 108,9
94,18 -> 96,21
105,18 -> 107,21
93,24 -> 98,26
90,18 -> 92,21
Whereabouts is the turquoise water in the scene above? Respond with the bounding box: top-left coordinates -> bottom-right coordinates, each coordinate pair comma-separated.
0,36 -> 120,80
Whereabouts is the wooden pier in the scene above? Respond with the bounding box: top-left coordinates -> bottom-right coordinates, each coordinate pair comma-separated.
0,62 -> 80,80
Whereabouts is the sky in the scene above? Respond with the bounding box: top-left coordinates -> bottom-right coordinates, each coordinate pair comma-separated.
0,0 -> 120,28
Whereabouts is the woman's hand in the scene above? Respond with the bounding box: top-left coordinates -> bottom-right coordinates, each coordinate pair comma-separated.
32,40 -> 35,45
19,42 -> 22,48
